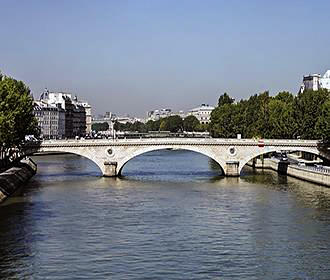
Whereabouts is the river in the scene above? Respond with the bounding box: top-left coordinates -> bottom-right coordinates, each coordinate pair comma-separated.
1,150 -> 330,279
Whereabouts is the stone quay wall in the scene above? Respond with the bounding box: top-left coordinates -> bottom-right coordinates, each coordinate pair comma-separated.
0,158 -> 37,204
248,158 -> 330,187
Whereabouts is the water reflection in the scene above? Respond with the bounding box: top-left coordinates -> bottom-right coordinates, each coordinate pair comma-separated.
122,149 -> 223,182
243,166 -> 330,211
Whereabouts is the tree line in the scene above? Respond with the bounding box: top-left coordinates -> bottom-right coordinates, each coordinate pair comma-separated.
111,115 -> 208,133
209,90 -> 329,142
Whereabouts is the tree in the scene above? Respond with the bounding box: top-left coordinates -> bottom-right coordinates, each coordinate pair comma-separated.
210,88 -> 330,140
159,115 -> 183,132
294,89 -> 329,139
130,121 -> 147,133
195,123 -> 209,132
268,98 -> 296,138
253,91 -> 271,138
315,99 -> 330,142
92,122 -> 109,132
275,91 -> 294,103
210,90 -> 301,139
218,92 -> 234,107
159,119 -> 168,131
146,119 -> 160,131
183,115 -> 199,131
209,103 -> 239,138
0,73 -> 39,161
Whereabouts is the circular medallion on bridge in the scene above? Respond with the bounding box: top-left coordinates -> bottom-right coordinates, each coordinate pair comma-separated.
107,148 -> 113,156
228,146 -> 236,156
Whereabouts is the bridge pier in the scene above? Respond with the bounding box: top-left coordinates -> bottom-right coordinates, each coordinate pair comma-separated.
103,161 -> 118,177
225,161 -> 240,177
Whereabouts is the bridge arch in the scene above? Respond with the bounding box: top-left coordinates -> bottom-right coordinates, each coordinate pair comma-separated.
29,146 -> 106,175
239,146 -> 326,174
116,146 -> 226,176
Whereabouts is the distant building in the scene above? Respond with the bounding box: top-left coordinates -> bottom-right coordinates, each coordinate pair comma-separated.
80,102 -> 92,134
33,100 -> 65,139
104,112 -> 112,119
188,104 -> 214,124
147,108 -> 172,121
320,70 -> 330,90
300,70 -> 330,92
91,112 -> 143,135
38,89 -> 89,138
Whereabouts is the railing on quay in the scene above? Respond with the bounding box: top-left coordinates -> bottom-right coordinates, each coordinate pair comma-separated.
291,164 -> 330,174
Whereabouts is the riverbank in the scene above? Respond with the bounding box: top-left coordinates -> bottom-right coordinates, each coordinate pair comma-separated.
0,158 -> 37,204
248,158 -> 330,187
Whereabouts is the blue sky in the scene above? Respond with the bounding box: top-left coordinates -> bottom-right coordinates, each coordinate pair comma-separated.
1,0 -> 330,116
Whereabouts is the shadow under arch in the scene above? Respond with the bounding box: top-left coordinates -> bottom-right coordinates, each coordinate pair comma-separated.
117,147 -> 225,177
239,146 -> 329,175
28,150 -> 104,176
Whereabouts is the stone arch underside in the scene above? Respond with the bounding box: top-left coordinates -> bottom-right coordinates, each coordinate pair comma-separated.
238,146 -> 327,174
30,146 -> 105,175
116,145 -> 227,176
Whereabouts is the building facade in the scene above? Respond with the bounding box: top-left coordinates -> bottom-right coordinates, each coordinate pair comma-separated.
33,101 -> 65,139
320,70 -> 330,90
147,108 -> 172,121
37,89 -> 90,138
81,102 -> 92,134
300,70 -> 330,92
188,104 -> 214,124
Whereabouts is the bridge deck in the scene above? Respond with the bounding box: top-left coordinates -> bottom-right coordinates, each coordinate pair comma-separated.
38,138 -> 320,148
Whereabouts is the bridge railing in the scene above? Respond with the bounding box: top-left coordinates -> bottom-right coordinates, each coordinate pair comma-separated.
40,138 -> 320,145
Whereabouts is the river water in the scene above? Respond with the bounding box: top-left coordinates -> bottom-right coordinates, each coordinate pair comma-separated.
1,150 -> 330,279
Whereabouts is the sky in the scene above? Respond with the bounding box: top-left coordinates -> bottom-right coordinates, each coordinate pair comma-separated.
1,0 -> 330,117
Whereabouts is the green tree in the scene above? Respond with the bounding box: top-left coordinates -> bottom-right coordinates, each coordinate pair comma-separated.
254,91 -> 271,138
268,98 -> 296,138
146,119 -> 160,131
275,91 -> 294,103
130,121 -> 147,133
113,121 -> 128,131
159,115 -> 183,132
210,88 -> 329,140
209,103 -> 239,138
195,123 -> 209,132
159,119 -> 168,131
315,99 -> 330,142
294,89 -> 329,139
183,115 -> 199,131
0,73 -> 39,160
218,92 -> 234,107
92,122 -> 109,132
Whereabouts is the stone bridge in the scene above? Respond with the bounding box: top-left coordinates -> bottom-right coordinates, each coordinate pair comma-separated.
25,138 -> 329,177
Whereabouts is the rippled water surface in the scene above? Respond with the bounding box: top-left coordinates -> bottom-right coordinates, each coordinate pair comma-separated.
1,150 -> 330,279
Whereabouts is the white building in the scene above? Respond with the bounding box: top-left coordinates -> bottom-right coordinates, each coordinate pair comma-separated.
147,108 -> 172,121
33,100 -> 65,139
80,102 -> 92,134
146,108 -> 187,122
300,70 -> 330,92
188,104 -> 214,124
40,89 -> 92,136
320,70 -> 330,90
